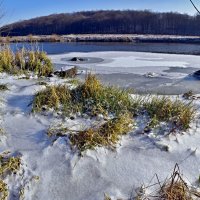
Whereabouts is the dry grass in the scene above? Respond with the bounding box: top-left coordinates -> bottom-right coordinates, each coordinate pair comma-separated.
0,46 -> 53,77
33,74 -> 136,117
144,96 -> 195,131
69,113 -> 133,152
33,74 -> 195,133
33,85 -> 71,112
46,113 -> 133,153
0,153 -> 21,200
0,155 -> 21,175
0,180 -> 8,200
159,164 -> 194,200
0,47 -> 15,73
135,164 -> 200,200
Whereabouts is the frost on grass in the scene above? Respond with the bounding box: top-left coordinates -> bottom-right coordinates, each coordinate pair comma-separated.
0,46 -> 53,77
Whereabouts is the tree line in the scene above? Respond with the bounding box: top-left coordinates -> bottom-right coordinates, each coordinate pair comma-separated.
2,10 -> 200,36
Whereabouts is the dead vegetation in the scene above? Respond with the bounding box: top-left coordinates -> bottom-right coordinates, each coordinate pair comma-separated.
144,96 -> 195,131
135,164 -> 199,200
69,113 -> 133,152
0,46 -> 53,77
0,153 -> 21,200
33,73 -> 135,117
46,113 -> 133,153
33,74 -> 195,153
0,180 -> 8,200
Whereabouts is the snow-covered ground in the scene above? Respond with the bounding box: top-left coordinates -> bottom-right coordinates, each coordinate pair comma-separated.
1,52 -> 200,199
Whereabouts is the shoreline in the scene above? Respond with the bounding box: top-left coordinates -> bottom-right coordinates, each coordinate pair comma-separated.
2,34 -> 200,43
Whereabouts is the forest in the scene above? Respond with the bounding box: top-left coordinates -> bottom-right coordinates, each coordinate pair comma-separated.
2,10 -> 200,36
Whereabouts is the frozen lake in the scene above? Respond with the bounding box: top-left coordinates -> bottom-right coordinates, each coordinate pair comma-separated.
51,51 -> 200,94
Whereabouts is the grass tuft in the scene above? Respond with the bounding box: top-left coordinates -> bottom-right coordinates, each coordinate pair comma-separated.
159,164 -> 193,200
0,46 -> 53,77
69,113 -> 133,152
33,73 -> 136,117
33,75 -> 195,153
144,96 -> 195,131
33,85 -> 71,112
135,164 -> 199,200
0,155 -> 21,175
0,180 -> 8,200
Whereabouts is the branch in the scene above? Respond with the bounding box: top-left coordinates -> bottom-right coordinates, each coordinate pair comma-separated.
189,0 -> 200,14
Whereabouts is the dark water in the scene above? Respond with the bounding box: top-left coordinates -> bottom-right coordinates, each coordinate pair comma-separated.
8,42 -> 200,55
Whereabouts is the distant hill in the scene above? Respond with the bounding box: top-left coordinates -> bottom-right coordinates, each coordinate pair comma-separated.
2,10 -> 200,36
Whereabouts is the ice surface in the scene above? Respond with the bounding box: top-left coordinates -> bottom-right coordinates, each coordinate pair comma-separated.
51,51 -> 200,94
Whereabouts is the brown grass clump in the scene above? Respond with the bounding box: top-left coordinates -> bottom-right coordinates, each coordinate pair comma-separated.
136,164 -> 200,200
159,164 -> 193,200
69,113 -> 133,152
0,154 -> 21,200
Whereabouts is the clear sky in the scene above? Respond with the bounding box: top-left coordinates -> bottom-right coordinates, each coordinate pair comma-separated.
2,0 -> 199,25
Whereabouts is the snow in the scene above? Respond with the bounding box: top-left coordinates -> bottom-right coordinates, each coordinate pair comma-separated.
50,51 -> 199,74
0,52 -> 200,199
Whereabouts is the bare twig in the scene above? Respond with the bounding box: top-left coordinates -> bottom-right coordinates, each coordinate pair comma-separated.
189,0 -> 200,14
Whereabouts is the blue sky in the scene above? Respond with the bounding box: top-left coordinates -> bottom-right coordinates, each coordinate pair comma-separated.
2,0 -> 199,25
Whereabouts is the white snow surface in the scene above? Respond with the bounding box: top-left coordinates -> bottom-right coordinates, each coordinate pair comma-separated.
0,52 -> 200,200
50,51 -> 200,79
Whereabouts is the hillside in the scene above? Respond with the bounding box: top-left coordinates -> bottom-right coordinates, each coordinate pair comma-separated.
2,10 -> 200,36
